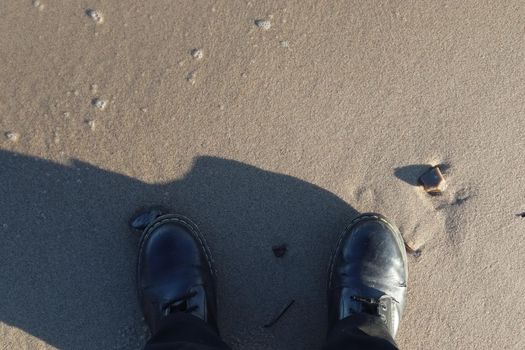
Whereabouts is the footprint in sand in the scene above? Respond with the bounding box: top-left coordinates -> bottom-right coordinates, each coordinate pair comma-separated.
352,182 -> 446,256
394,162 -> 476,249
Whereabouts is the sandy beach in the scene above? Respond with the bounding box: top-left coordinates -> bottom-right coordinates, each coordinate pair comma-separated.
1,1 -> 524,349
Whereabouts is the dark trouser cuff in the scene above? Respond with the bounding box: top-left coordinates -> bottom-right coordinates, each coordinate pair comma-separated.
144,313 -> 231,350
324,313 -> 399,350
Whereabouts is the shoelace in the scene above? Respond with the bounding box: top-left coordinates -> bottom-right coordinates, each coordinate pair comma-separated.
351,295 -> 395,325
351,296 -> 388,315
163,291 -> 198,316
352,296 -> 379,308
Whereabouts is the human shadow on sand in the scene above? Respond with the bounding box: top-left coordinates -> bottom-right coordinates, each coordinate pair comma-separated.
0,150 -> 358,350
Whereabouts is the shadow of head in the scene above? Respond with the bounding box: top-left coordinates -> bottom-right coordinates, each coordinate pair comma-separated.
0,151 -> 357,349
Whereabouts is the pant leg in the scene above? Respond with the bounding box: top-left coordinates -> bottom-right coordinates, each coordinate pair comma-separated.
144,313 -> 231,350
323,313 -> 399,350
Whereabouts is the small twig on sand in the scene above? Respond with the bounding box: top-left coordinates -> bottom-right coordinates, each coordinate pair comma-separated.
263,299 -> 295,328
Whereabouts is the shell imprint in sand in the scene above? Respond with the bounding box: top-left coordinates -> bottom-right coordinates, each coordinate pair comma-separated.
92,98 -> 108,110
255,19 -> 271,30
5,132 -> 20,142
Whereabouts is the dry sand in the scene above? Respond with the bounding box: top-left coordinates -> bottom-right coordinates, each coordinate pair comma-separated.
1,1 -> 524,349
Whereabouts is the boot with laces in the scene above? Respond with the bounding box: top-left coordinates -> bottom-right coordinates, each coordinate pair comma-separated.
328,213 -> 408,339
136,213 -> 218,336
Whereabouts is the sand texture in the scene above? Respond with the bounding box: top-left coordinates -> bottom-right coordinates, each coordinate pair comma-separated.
1,1 -> 524,349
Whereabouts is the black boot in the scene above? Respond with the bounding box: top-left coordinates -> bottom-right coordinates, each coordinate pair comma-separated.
327,213 -> 408,347
137,214 -> 219,336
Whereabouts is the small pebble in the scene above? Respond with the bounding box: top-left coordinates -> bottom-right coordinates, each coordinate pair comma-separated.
53,131 -> 60,144
255,19 -> 271,30
186,71 -> 196,85
5,132 -> 20,142
92,97 -> 107,110
86,9 -> 103,24
272,244 -> 287,257
86,119 -> 96,131
32,0 -> 44,11
418,166 -> 447,194
90,84 -> 98,94
404,242 -> 422,258
62,112 -> 70,118
140,107 -> 148,113
279,40 -> 289,48
191,48 -> 204,60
